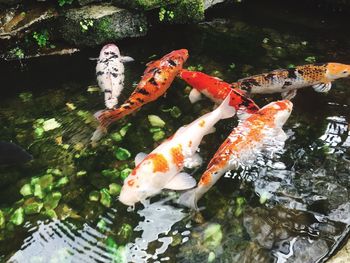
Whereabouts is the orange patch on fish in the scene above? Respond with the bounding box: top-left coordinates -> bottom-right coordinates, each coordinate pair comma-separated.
128,179 -> 135,186
170,145 -> 184,168
188,140 -> 192,147
147,153 -> 169,173
199,172 -> 212,186
199,120 -> 206,127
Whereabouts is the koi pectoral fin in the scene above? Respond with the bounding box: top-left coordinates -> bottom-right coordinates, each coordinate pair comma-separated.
135,152 -> 148,166
120,56 -> 134,63
313,82 -> 332,93
164,172 -> 196,190
189,88 -> 202,103
281,89 -> 297,100
184,153 -> 203,169
177,188 -> 199,210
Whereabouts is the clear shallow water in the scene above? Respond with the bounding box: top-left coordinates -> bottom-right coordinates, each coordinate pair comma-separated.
1,2 -> 350,262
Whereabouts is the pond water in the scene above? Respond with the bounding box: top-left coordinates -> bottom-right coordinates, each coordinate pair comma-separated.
1,1 -> 350,262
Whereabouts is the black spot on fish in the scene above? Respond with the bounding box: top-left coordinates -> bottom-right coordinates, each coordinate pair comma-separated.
167,59 -> 177,67
111,73 -> 118,78
96,71 -> 104,76
123,105 -> 131,109
287,68 -> 297,79
129,101 -> 135,105
113,67 -> 119,72
240,98 -> 252,107
147,67 -> 158,74
105,89 -> 112,93
298,70 -> 304,75
240,78 -> 260,92
149,77 -> 158,86
282,81 -> 293,89
138,88 -> 150,95
136,98 -> 144,103
104,52 -> 110,55
110,54 -> 119,60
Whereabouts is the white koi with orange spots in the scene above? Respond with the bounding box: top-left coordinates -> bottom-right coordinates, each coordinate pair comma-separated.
119,94 -> 236,206
178,100 -> 293,210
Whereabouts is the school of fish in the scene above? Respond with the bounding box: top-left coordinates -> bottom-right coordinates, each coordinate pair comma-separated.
91,44 -> 350,209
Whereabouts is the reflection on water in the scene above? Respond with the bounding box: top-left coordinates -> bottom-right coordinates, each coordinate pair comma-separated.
126,198 -> 188,263
319,116 -> 349,153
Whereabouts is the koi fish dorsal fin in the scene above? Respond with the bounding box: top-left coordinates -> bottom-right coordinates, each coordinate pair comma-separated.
215,93 -> 236,119
313,82 -> 332,93
135,152 -> 148,166
164,172 -> 196,190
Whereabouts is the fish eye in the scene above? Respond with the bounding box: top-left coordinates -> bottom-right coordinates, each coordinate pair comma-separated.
343,70 -> 348,74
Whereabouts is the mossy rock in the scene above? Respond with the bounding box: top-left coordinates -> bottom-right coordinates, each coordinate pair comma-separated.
161,0 -> 205,23
60,4 -> 148,46
113,0 -> 180,10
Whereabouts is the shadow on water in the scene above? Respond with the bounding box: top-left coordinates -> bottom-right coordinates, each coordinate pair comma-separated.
1,0 -> 350,262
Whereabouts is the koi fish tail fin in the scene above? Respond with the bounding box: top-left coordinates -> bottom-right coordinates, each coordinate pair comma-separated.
94,109 -> 120,128
216,92 -> 236,119
177,188 -> 199,210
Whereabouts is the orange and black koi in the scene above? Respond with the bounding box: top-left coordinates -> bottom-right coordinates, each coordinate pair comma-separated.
233,63 -> 350,99
92,49 -> 188,140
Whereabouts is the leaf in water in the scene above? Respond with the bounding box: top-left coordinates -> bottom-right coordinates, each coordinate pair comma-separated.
115,148 -> 131,161
153,130 -> 165,141
100,188 -> 112,208
42,118 -> 61,131
120,168 -> 132,180
44,192 -> 62,210
55,176 -> 69,188
10,207 -> 24,226
24,202 -> 44,215
148,115 -> 166,127
0,210 -> 5,229
20,184 -> 32,197
109,183 -> 121,196
119,123 -> 132,137
89,191 -> 100,202
65,102 -> 76,110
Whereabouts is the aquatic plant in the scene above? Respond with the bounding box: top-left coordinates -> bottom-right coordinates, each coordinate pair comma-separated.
33,30 -> 50,48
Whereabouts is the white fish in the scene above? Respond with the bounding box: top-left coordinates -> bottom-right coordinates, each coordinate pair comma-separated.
119,94 -> 236,206
178,100 -> 293,210
96,44 -> 134,109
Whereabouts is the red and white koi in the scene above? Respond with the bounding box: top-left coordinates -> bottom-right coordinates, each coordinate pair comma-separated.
178,100 -> 293,210
119,94 -> 236,206
96,44 -> 134,109
91,49 -> 189,142
178,69 -> 259,116
233,63 -> 350,99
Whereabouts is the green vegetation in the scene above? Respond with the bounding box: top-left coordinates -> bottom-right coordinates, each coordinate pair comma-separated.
58,0 -> 73,6
80,19 -> 94,33
33,30 -> 50,48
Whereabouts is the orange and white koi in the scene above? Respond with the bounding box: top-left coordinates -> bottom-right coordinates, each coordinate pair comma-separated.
178,69 -> 259,115
119,94 -> 236,206
91,49 -> 189,142
233,63 -> 350,99
178,100 -> 293,210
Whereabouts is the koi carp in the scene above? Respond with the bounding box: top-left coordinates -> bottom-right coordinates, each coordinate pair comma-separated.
119,94 -> 236,206
234,63 -> 350,99
178,100 -> 293,210
178,69 -> 259,116
96,44 -> 134,109
91,49 -> 189,142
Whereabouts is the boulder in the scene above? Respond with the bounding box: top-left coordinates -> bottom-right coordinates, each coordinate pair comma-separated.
60,4 -> 148,46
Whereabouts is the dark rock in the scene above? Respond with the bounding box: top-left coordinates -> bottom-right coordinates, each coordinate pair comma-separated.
60,4 -> 148,46
113,0 -> 180,10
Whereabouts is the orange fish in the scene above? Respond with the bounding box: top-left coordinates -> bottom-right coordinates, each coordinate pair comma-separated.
119,94 -> 236,206
233,63 -> 350,99
178,69 -> 259,116
178,100 -> 293,210
91,49 -> 189,142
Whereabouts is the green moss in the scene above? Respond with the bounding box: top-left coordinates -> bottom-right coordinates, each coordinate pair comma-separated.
113,0 -> 180,10
166,0 -> 205,23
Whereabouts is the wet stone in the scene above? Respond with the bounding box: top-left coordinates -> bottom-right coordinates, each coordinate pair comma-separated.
60,4 -> 148,46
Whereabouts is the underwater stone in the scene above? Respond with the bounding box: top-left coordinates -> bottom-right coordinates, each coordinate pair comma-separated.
61,4 -> 148,46
109,183 -> 121,196
89,190 -> 100,201
10,207 -> 24,226
148,115 -> 166,127
115,147 -> 131,161
100,188 -> 112,207
19,183 -> 32,197
165,0 -> 205,24
44,192 -> 62,210
24,202 -> 44,215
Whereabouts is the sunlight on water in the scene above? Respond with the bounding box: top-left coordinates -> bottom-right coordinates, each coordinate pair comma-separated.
126,198 -> 187,262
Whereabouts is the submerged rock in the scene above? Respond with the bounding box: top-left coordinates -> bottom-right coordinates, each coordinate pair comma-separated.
0,5 -> 58,40
328,238 -> 350,263
60,4 -> 148,46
